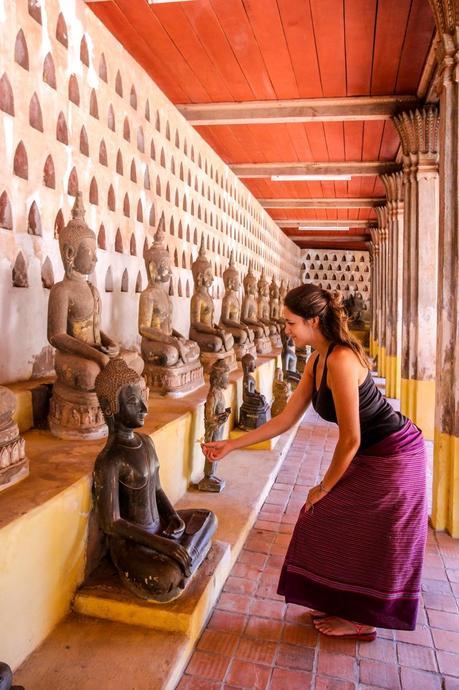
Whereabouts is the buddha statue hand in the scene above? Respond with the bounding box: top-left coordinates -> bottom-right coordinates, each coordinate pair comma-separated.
163,513 -> 186,539
100,343 -> 120,358
156,535 -> 191,576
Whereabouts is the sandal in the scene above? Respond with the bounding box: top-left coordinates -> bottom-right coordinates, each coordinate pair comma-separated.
315,619 -> 377,642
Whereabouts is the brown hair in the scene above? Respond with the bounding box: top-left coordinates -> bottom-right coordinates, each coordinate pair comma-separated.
284,284 -> 370,368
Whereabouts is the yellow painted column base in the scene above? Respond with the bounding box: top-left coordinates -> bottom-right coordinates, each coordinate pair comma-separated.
385,355 -> 401,400
431,431 -> 459,538
400,378 -> 435,440
378,346 -> 386,377
369,337 -> 377,358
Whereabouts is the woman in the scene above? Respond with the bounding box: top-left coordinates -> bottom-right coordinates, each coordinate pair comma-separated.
203,284 -> 427,640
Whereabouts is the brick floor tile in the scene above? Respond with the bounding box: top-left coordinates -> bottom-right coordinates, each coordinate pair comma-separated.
264,554 -> 285,572
395,626 -> 433,647
186,650 -> 231,681
223,576 -> 258,596
423,591 -> 458,612
226,659 -> 271,690
249,597 -> 285,620
314,677 -> 356,690
231,562 -> 262,580
197,630 -> 240,657
217,592 -> 251,615
282,622 -> 318,647
400,667 -> 442,690
359,660 -> 401,689
396,641 -> 437,671
208,610 -> 248,636
422,578 -> 453,594
428,610 -> 459,631
238,549 -> 268,569
235,637 -> 277,665
444,677 -> 459,690
448,569 -> 459,583
244,615 -> 283,642
254,519 -> 281,532
317,650 -> 356,680
358,638 -> 397,664
177,676 -> 222,690
284,603 -> 314,625
269,668 -> 312,690
432,628 -> 459,652
319,634 -> 357,656
437,651 -> 459,676
275,643 -> 315,671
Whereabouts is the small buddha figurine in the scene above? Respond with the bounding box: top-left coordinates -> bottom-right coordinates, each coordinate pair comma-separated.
139,215 -> 203,395
197,360 -> 231,493
0,663 -> 24,690
94,358 -> 216,602
257,269 -> 281,347
0,386 -> 28,491
280,326 -> 301,388
269,276 -> 284,331
189,237 -> 236,373
47,193 -> 143,439
240,262 -> 272,355
239,353 -> 270,431
271,367 -> 291,417
219,252 -> 256,361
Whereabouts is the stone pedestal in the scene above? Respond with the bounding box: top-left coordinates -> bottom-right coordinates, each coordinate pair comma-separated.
199,350 -> 237,376
254,335 -> 272,355
233,341 -> 257,362
270,333 -> 281,348
0,386 -> 28,491
48,382 -> 107,440
143,360 -> 204,397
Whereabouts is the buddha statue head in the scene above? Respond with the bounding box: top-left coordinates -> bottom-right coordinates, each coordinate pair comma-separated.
144,214 -> 171,285
95,358 -> 148,432
241,352 -> 256,376
223,251 -> 240,292
59,193 -> 97,278
209,359 -> 230,389
257,269 -> 269,298
243,261 -> 257,296
191,236 -> 213,289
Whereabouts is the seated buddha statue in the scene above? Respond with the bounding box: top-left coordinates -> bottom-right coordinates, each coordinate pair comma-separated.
47,193 -> 143,439
279,279 -> 289,313
269,276 -> 284,331
280,326 -> 301,388
93,358 -> 217,602
189,237 -> 236,373
240,263 -> 272,355
257,269 -> 281,347
239,353 -> 270,431
219,252 -> 256,360
139,216 -> 203,395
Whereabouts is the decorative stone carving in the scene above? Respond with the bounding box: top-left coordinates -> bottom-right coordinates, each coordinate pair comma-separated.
139,215 -> 203,396
94,358 -> 216,602
47,193 -> 143,439
280,327 -> 301,387
241,262 -> 272,355
239,353 -> 270,431
189,237 -> 236,374
197,360 -> 231,493
257,269 -> 281,347
0,387 -> 28,491
271,368 -> 291,418
220,251 -> 257,361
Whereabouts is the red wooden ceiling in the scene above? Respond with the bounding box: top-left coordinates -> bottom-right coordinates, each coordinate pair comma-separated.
89,0 -> 435,249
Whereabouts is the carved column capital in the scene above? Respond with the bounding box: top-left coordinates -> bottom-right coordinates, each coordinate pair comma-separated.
381,172 -> 404,218
427,0 -> 459,36
375,205 -> 388,239
393,106 -> 440,171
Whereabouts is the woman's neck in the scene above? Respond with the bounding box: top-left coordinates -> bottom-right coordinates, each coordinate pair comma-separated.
312,334 -> 332,358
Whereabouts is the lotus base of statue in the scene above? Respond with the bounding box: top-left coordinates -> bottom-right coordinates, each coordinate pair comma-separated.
233,340 -> 257,361
200,350 -> 237,376
254,335 -> 272,355
239,401 -> 271,431
0,386 -> 29,491
49,382 -> 107,440
143,359 -> 204,397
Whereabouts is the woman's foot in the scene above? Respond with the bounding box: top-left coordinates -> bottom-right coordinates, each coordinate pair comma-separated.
308,609 -> 328,621
313,616 -> 377,641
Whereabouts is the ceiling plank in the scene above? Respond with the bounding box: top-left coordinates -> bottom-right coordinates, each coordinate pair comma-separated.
177,95 -> 419,125
232,161 -> 400,177
260,198 -> 382,208
278,219 -> 372,228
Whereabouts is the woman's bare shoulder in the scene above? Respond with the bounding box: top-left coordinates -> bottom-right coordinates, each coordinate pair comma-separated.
327,345 -> 361,373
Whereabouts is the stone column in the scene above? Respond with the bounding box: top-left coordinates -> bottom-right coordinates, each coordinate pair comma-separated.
427,0 -> 459,536
381,173 -> 404,399
393,106 -> 440,440
369,232 -> 381,361
368,243 -> 376,358
374,206 -> 389,377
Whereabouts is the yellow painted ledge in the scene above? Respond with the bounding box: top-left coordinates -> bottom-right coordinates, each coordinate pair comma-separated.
229,426 -> 280,450
400,378 -> 435,440
431,430 -> 459,538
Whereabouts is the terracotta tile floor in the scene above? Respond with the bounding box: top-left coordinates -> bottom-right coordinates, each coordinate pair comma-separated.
178,406 -> 459,690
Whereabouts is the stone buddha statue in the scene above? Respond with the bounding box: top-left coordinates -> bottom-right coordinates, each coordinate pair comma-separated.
0,386 -> 28,491
271,367 -> 291,418
279,279 -> 289,312
189,237 -> 236,374
257,269 -> 281,347
240,262 -> 272,355
219,252 -> 256,361
47,192 -> 143,439
197,360 -> 231,493
280,326 -> 301,388
269,276 -> 284,331
139,216 -> 203,396
239,353 -> 270,431
93,358 -> 216,602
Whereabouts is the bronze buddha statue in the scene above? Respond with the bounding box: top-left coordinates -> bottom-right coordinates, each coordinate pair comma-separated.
139,216 -> 203,395
257,269 -> 281,347
219,252 -> 256,361
240,263 -> 271,355
239,353 -> 270,431
47,193 -> 143,439
271,367 -> 291,417
93,358 -> 216,602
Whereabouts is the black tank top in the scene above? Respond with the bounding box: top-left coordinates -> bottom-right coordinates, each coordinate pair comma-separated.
312,344 -> 406,450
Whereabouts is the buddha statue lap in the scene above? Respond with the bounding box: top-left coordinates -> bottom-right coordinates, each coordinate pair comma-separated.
197,360 -> 231,493
219,252 -> 256,361
93,358 -> 216,602
240,263 -> 272,355
189,238 -> 236,374
139,217 -> 203,396
0,387 -> 28,491
280,326 -> 301,388
47,193 -> 143,440
271,367 -> 291,418
257,270 -> 281,347
239,353 -> 270,431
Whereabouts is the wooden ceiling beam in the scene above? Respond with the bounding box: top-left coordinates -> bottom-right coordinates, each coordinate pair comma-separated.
232,161 -> 400,177
278,219 -> 373,228
177,96 -> 419,125
260,197 -> 382,208
291,235 -> 369,242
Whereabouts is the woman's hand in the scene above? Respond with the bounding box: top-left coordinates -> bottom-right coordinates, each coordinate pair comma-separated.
202,439 -> 235,462
304,484 -> 328,512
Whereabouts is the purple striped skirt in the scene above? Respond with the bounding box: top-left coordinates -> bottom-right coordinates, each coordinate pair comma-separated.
277,420 -> 427,630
